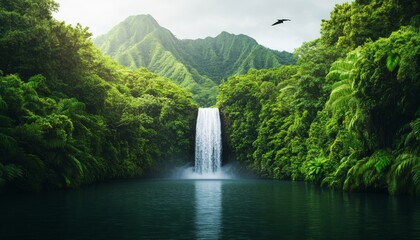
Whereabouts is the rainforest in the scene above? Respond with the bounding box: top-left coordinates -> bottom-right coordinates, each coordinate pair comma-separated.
0,0 -> 198,191
0,0 -> 419,197
218,1 -> 420,195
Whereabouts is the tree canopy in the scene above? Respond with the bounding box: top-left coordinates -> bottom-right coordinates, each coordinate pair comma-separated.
218,0 -> 419,195
1,0 -> 419,195
0,0 -> 197,191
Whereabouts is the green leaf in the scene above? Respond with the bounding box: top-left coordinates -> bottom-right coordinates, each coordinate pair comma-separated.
3,164 -> 24,180
64,176 -> 71,187
386,53 -> 400,72
0,97 -> 7,110
374,154 -> 391,172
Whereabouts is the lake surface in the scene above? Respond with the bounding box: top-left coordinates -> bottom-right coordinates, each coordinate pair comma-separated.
0,179 -> 419,240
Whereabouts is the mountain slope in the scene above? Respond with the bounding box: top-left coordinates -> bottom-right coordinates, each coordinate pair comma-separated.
94,15 -> 295,106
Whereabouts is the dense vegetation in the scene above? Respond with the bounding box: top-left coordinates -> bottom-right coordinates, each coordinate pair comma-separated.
93,15 -> 296,106
0,0 -> 197,191
218,0 -> 419,195
1,0 -> 418,196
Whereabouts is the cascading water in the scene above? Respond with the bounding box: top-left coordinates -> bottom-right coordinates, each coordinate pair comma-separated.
173,107 -> 232,179
194,108 -> 222,174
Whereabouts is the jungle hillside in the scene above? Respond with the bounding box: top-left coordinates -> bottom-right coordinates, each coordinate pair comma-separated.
0,0 -> 197,191
0,0 -> 419,196
93,14 -> 295,107
217,0 -> 420,195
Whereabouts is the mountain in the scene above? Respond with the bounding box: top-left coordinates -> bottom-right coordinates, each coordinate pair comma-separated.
94,15 -> 296,106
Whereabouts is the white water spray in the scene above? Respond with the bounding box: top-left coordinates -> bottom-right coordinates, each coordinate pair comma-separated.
194,108 -> 222,174
173,108 -> 233,179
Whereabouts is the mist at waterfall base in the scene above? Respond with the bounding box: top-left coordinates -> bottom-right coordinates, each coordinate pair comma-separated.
173,163 -> 237,179
174,108 -> 235,179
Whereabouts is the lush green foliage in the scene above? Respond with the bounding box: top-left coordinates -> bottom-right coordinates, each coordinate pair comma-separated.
0,0 -> 197,191
94,15 -> 296,106
218,0 -> 419,195
1,0 -> 419,196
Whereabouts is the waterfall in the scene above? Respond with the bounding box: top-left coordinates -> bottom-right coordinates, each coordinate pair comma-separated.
194,108 -> 222,174
173,107 -> 231,179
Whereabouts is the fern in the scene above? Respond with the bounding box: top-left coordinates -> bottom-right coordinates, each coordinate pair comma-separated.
306,157 -> 327,180
64,176 -> 71,187
347,107 -> 365,131
0,132 -> 18,152
413,163 -> 420,186
410,118 -> 420,140
388,153 -> 420,195
70,156 -> 84,177
343,151 -> 392,191
326,49 -> 362,122
0,163 -> 24,181
374,152 -> 392,173
394,154 -> 417,176
322,155 -> 357,188
325,70 -> 342,81
0,97 -> 7,110
344,158 -> 367,191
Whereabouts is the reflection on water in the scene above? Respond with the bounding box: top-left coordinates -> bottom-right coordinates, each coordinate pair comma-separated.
0,179 -> 418,240
174,166 -> 234,179
195,180 -> 222,240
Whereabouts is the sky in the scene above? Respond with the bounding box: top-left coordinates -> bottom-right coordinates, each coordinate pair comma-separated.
53,0 -> 352,52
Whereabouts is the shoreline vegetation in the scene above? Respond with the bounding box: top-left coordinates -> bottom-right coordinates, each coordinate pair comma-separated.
0,0 -> 419,195
0,0 -> 197,192
217,1 -> 419,195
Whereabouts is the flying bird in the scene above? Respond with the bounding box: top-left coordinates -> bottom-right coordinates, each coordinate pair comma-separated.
272,19 -> 291,26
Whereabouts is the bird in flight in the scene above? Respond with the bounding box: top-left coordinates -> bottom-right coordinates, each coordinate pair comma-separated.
272,19 -> 291,26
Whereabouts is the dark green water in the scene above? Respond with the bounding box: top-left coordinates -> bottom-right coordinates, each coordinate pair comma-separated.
0,179 -> 419,240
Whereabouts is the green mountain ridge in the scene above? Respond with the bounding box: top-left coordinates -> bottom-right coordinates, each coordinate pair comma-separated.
93,14 -> 296,106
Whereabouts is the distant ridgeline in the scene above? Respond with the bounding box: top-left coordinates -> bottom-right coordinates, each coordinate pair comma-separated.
93,15 -> 296,106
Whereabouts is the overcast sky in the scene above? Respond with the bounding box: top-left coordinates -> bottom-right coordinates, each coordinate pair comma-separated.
54,0 -> 352,52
